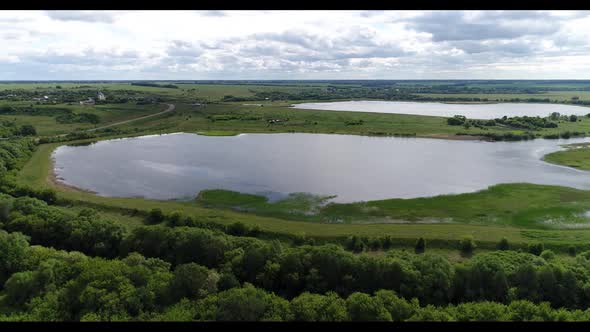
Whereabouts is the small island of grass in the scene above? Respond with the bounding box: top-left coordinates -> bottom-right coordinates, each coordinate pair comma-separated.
544,142 -> 590,171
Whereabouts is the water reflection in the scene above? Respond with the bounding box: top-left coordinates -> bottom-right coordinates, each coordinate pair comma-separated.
53,133 -> 590,203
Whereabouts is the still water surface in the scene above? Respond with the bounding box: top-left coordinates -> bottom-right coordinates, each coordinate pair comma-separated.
53,133 -> 590,203
292,100 -> 590,119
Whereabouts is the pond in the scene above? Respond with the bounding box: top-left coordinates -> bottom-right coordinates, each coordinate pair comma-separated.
52,133 -> 590,203
292,100 -> 590,119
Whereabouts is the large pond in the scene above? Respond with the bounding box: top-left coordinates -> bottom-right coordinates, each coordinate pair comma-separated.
52,133 -> 590,203
292,100 -> 590,119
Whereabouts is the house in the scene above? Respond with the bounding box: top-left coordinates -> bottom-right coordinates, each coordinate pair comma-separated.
97,92 -> 106,101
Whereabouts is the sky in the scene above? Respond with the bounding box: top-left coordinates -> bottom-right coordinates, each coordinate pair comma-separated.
1,10 -> 590,80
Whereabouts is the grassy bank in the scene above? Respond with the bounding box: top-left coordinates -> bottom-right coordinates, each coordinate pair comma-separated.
196,184 -> 590,229
544,142 -> 590,171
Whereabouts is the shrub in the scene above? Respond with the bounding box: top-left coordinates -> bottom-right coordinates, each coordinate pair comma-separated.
527,243 -> 544,256
227,222 -> 248,236
540,250 -> 555,261
346,235 -> 367,253
447,115 -> 466,126
146,208 -> 165,225
568,246 -> 577,257
166,211 -> 183,227
415,238 -> 425,254
459,236 -> 476,256
497,238 -> 509,251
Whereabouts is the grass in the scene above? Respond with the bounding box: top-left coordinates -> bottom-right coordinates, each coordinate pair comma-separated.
195,184 -> 590,230
0,102 -> 165,136
119,102 -> 533,140
544,142 -> 590,170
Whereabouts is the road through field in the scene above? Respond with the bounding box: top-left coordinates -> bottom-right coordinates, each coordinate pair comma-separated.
86,103 -> 175,132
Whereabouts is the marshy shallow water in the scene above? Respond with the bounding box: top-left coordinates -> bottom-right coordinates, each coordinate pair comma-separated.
52,132 -> 590,203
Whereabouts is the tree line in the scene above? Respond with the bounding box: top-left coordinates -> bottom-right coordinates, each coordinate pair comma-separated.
3,229 -> 590,321
4,193 -> 590,313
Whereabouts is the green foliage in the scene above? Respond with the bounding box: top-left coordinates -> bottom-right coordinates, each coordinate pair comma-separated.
290,292 -> 349,321
540,250 -> 556,261
568,246 -> 577,257
146,208 -> 164,225
528,243 -> 545,256
415,237 -> 425,254
18,124 -> 37,136
227,222 -> 248,236
497,237 -> 509,251
169,263 -> 218,302
447,115 -> 466,126
346,292 -> 392,321
460,236 -> 477,256
196,283 -> 293,321
4,196 -> 125,257
0,230 -> 30,284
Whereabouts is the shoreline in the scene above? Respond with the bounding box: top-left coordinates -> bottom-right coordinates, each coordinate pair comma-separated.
47,154 -> 97,194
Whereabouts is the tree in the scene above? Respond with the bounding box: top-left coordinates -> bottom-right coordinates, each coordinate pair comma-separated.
4,271 -> 38,305
460,236 -> 476,256
0,199 -> 12,223
18,124 -> 37,136
290,292 -> 349,321
346,235 -> 366,253
528,243 -> 544,256
374,290 -> 418,321
169,263 -> 216,302
407,305 -> 454,321
497,238 -> 509,251
569,115 -> 578,122
166,211 -> 183,227
212,283 -> 293,321
218,271 -> 240,291
0,230 -> 30,285
540,250 -> 555,261
227,222 -> 248,236
415,238 -> 425,254
568,246 -> 577,257
447,115 -> 466,126
146,208 -> 164,225
345,292 -> 392,321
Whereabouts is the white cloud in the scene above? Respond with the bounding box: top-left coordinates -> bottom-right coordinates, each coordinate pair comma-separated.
0,10 -> 589,79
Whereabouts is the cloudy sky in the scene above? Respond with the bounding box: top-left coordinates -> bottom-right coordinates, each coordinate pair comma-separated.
1,10 -> 590,80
